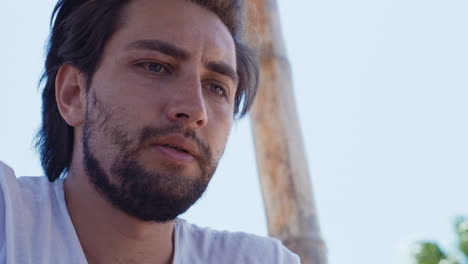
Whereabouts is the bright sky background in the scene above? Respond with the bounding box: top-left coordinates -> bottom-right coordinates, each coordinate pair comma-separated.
1,1 -> 468,264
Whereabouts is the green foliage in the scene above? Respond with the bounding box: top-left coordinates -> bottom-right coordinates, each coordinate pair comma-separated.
412,242 -> 447,264
456,217 -> 468,258
411,216 -> 468,264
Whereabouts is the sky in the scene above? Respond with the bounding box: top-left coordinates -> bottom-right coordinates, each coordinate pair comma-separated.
1,1 -> 468,264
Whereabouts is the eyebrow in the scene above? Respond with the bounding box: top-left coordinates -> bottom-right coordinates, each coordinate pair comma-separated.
125,39 -> 189,60
206,61 -> 239,84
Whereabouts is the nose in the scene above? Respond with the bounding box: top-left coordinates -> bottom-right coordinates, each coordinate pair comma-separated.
166,77 -> 208,129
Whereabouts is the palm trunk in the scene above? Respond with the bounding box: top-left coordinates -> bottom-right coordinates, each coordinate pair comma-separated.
245,1 -> 327,263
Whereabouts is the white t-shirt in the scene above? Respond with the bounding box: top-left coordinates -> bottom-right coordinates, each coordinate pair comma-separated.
0,161 -> 300,264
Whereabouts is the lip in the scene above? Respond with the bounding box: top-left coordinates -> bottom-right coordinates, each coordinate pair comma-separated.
151,134 -> 199,161
153,145 -> 195,163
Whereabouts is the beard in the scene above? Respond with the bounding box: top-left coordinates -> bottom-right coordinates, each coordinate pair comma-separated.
81,95 -> 218,223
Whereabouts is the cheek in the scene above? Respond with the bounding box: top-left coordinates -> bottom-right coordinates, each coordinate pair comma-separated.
103,85 -> 164,127
93,61 -> 160,107
207,111 -> 233,153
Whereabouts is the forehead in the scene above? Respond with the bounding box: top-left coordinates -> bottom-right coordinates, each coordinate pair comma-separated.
109,0 -> 236,66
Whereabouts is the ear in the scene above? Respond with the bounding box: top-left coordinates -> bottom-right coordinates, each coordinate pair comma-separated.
55,64 -> 88,127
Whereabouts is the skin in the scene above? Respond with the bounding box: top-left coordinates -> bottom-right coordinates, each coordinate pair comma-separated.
55,0 -> 238,263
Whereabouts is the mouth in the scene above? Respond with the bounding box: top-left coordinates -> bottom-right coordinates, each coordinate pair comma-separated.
161,144 -> 189,154
153,144 -> 195,163
149,132 -> 199,164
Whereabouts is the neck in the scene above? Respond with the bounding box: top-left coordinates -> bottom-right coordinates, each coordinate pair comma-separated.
63,165 -> 175,264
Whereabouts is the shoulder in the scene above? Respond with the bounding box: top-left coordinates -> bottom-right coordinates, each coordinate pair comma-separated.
175,218 -> 301,264
0,160 -> 15,186
0,161 -> 61,216
0,160 -> 53,201
0,161 -> 18,200
0,161 -> 86,263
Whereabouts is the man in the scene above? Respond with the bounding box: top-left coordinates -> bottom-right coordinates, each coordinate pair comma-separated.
0,0 -> 300,263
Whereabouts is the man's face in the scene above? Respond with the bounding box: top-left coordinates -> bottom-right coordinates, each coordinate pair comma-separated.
81,0 -> 237,222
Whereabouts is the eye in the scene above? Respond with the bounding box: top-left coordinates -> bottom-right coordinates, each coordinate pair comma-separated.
146,62 -> 164,72
137,62 -> 169,74
208,84 -> 227,97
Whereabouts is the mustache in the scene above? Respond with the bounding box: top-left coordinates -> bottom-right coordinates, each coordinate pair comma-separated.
138,125 -> 212,163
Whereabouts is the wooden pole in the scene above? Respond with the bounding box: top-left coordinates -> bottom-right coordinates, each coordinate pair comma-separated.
244,1 -> 327,263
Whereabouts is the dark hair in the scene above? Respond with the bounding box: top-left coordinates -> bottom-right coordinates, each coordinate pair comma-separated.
36,0 -> 259,182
